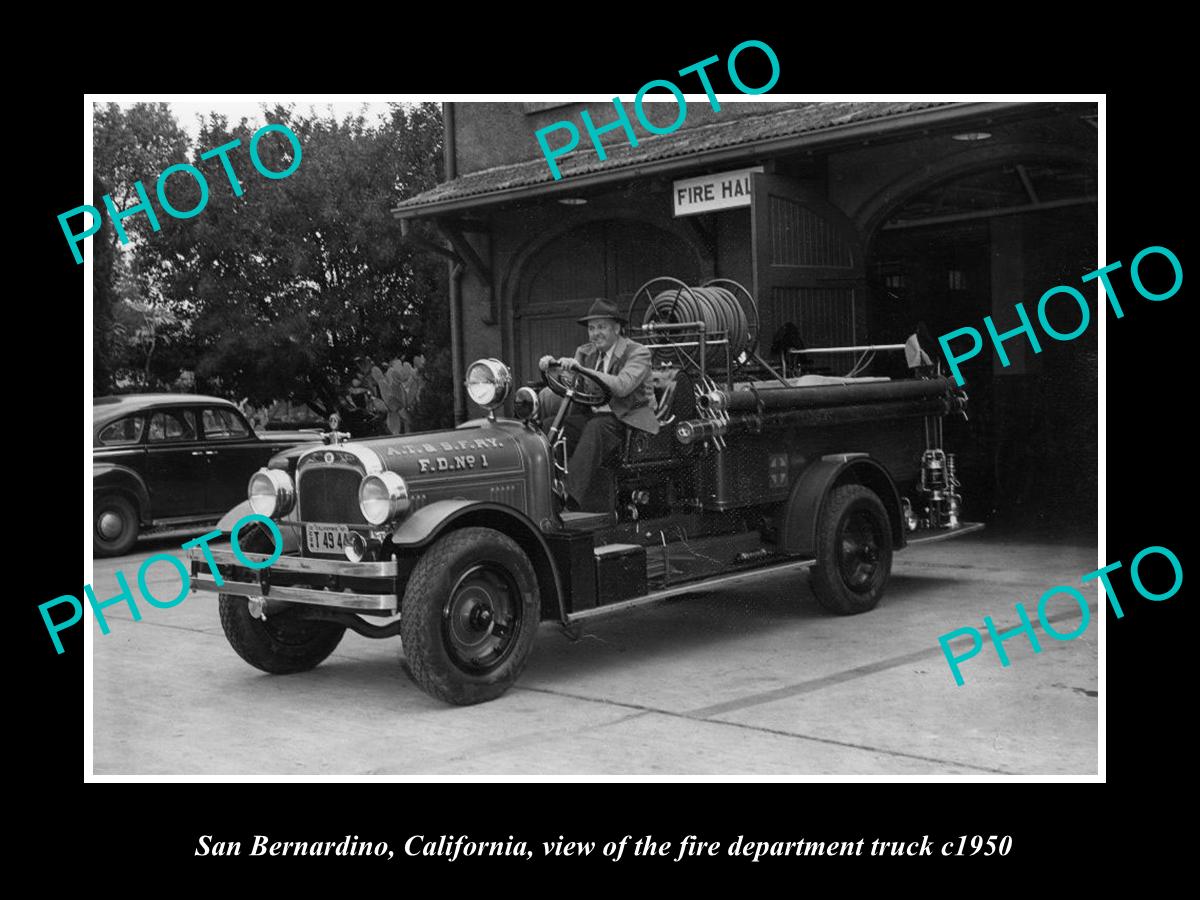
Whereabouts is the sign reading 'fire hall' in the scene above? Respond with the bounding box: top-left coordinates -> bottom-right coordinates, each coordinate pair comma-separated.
672,166 -> 763,217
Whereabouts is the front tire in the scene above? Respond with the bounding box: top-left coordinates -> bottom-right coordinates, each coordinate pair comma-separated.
810,484 -> 893,615
94,493 -> 139,558
401,527 -> 540,705
218,596 -> 346,674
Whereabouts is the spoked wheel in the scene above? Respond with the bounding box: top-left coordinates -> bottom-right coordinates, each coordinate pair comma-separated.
810,485 -> 893,615
401,527 -> 540,705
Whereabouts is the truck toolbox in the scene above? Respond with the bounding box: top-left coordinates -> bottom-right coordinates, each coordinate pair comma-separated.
594,544 -> 647,607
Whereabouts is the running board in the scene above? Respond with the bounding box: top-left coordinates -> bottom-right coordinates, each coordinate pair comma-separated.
905,521 -> 985,546
141,521 -> 223,543
566,556 -> 817,623
566,522 -> 986,624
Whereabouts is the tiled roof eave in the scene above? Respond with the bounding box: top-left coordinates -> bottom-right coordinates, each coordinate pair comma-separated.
393,102 -> 1037,220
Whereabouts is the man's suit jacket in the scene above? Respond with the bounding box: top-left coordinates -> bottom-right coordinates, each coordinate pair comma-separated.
572,335 -> 659,434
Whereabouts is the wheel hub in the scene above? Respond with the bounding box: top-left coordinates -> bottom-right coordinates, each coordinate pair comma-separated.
449,587 -> 496,648
443,563 -> 521,672
838,510 -> 881,592
98,511 -> 123,540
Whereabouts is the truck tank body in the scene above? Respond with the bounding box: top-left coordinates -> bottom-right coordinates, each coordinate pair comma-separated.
682,377 -> 958,511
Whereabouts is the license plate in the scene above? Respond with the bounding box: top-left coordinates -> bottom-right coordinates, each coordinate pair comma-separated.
306,523 -> 350,554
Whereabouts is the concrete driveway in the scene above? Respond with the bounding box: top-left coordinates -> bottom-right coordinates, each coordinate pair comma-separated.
90,530 -> 1098,776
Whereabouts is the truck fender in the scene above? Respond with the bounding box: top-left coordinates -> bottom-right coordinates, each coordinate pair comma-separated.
778,453 -> 906,557
92,463 -> 152,524
390,500 -> 567,623
217,500 -> 254,533
217,501 -> 301,552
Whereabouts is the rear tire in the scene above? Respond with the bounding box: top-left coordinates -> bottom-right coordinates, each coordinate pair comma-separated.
94,493 -> 139,558
401,527 -> 540,705
810,484 -> 893,615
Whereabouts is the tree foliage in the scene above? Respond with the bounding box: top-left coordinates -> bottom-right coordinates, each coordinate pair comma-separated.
94,102 -> 191,230
139,103 -> 447,420
110,295 -> 184,385
92,103 -> 190,393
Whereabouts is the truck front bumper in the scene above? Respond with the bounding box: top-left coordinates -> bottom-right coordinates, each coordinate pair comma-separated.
188,548 -> 400,613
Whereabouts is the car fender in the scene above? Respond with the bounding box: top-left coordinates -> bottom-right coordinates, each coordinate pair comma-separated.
779,453 -> 905,557
92,462 -> 151,523
390,500 -> 567,623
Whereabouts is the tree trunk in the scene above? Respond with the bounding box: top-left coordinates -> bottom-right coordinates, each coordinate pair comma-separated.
144,332 -> 157,382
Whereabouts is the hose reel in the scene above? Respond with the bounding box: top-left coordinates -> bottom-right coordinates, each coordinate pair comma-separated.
628,277 -> 760,368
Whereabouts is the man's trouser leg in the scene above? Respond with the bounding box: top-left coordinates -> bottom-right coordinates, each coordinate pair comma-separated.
566,414 -> 624,512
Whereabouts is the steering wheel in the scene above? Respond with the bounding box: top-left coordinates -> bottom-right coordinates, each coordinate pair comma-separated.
542,362 -> 612,407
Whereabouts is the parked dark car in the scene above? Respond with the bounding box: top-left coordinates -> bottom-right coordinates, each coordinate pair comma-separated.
92,394 -> 320,557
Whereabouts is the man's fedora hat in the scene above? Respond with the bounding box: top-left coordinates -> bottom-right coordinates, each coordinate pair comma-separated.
577,297 -> 628,325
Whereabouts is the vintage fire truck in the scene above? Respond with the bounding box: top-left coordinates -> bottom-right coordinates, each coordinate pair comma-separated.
190,278 -> 980,705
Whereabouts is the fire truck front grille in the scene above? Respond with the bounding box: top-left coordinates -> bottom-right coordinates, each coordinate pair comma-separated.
298,466 -> 368,524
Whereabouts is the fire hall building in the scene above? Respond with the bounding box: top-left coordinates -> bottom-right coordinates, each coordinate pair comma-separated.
393,100 -> 1098,525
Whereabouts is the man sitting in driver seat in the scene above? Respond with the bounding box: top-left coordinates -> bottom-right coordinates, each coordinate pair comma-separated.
538,298 -> 659,512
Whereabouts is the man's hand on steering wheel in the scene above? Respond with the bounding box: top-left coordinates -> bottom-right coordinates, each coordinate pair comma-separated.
541,357 -> 612,407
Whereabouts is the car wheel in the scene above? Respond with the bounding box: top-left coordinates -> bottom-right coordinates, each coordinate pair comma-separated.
94,493 -> 139,558
810,484 -> 893,615
401,526 -> 540,705
218,595 -> 346,674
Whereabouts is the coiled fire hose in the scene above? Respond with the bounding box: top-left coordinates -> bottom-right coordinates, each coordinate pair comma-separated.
644,283 -> 752,361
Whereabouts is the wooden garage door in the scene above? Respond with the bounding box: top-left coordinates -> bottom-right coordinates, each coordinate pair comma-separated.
751,174 -> 866,374
515,220 -> 700,383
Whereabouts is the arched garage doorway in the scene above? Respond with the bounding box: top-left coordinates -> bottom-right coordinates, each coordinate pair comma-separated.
864,157 -> 1097,528
512,219 -> 702,381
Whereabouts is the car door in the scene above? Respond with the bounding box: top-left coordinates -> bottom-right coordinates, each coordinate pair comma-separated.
144,407 -> 207,517
200,405 -> 268,512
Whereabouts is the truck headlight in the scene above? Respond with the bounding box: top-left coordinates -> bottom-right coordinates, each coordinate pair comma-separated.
513,385 -> 539,421
248,468 -> 295,518
465,358 -> 512,410
358,472 -> 411,525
